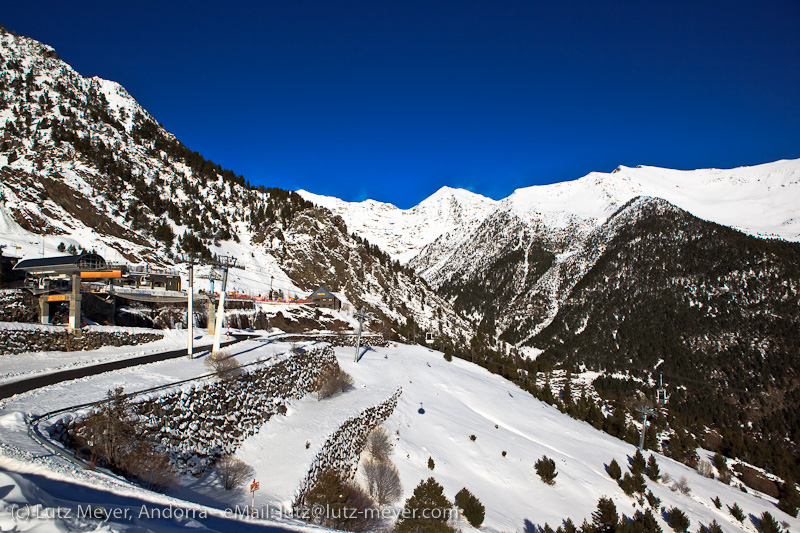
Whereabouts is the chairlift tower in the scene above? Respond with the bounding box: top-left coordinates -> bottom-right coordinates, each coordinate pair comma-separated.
211,256 -> 237,355
354,307 -> 369,362
178,253 -> 199,359
637,405 -> 656,450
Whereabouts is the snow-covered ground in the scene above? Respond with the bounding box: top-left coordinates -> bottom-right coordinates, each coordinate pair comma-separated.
0,323 -> 219,384
2,338 -> 796,532
0,336 -> 326,532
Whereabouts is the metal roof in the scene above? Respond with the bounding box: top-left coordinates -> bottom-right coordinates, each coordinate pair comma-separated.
309,286 -> 338,299
14,253 -> 107,275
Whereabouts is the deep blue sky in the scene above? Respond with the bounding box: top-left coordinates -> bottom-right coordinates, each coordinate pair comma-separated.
4,1 -> 799,208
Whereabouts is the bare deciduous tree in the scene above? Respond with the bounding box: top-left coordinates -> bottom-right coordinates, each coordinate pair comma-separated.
364,426 -> 393,461
205,350 -> 243,381
216,455 -> 255,490
697,459 -> 714,478
362,458 -> 402,505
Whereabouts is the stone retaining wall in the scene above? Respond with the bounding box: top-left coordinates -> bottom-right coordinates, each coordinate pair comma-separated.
295,387 -> 402,504
0,329 -> 163,355
50,346 -> 336,476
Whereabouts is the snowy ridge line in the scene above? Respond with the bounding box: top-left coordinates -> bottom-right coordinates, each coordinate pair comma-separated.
294,387 -> 402,506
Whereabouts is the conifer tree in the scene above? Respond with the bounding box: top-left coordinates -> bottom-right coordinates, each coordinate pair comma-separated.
730,503 -> 745,523
666,507 -> 690,532
608,459 -> 622,481
620,472 -> 646,496
778,479 -> 799,518
454,488 -> 485,528
646,454 -> 660,481
628,509 -> 662,533
560,518 -> 577,533
395,477 -> 455,533
701,520 -> 723,533
592,497 -> 619,533
305,470 -> 348,526
631,449 -> 646,475
535,455 -> 558,485
757,512 -> 782,533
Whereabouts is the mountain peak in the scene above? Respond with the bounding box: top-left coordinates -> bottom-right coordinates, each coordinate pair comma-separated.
417,186 -> 497,210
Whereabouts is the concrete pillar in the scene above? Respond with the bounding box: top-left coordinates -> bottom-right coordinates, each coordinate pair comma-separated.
208,297 -> 216,335
68,272 -> 82,338
39,297 -> 50,324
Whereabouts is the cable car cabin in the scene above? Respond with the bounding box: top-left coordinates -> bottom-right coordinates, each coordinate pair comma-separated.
425,332 -> 436,345
655,374 -> 667,405
656,388 -> 667,405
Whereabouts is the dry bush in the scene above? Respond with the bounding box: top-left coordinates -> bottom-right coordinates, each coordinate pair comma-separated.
697,459 -> 714,478
124,441 -> 178,491
341,482 -> 383,531
734,464 -> 780,498
677,476 -> 692,495
70,387 -> 177,492
72,387 -> 137,467
364,426 -> 393,461
314,362 -> 354,400
362,458 -> 402,505
204,350 -> 242,381
216,455 -> 256,490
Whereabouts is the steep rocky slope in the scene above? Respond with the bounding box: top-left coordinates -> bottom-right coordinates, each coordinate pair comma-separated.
532,197 -> 800,475
0,26 -> 473,344
298,186 -> 497,264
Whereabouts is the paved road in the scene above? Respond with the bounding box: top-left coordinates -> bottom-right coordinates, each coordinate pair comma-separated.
0,336 -> 245,400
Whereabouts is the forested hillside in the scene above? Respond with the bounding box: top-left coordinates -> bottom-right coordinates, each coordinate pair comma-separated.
534,197 -> 800,477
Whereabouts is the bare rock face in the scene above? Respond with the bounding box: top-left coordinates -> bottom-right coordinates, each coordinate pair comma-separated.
0,290 -> 38,323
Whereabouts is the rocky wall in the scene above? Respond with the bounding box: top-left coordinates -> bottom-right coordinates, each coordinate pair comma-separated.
0,329 -> 163,355
49,346 -> 337,476
295,387 -> 402,504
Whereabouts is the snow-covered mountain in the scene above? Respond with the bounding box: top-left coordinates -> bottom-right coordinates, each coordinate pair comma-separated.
301,158 -> 800,334
503,159 -> 800,240
301,165 -> 800,476
0,26 -> 476,346
304,159 -> 800,267
298,186 -> 497,264
1,24 -> 799,533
